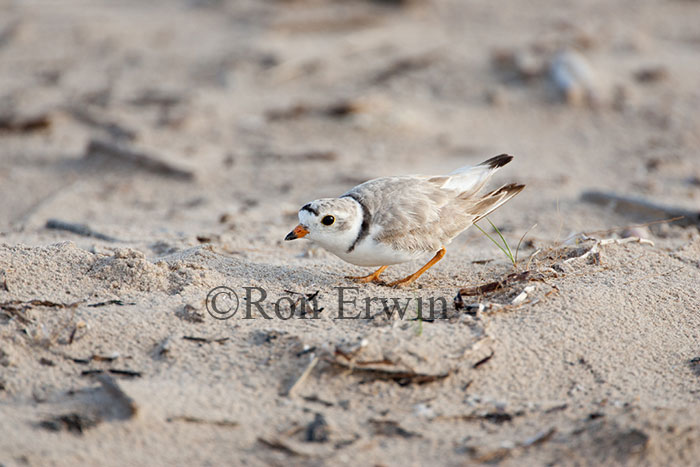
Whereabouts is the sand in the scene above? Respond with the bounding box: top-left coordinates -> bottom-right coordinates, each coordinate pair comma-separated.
1,0 -> 699,465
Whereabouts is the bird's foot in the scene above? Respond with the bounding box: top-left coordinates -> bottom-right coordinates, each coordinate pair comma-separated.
346,266 -> 388,284
346,274 -> 384,284
385,276 -> 417,288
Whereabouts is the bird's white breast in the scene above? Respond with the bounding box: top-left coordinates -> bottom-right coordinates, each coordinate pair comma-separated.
331,236 -> 424,267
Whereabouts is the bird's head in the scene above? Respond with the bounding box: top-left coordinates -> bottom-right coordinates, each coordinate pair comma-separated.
285,198 -> 361,252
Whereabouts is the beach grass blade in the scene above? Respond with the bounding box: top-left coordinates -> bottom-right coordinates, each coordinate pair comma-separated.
474,218 -> 516,267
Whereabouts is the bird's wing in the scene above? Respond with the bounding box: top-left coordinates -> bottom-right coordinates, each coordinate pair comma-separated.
343,176 -> 452,244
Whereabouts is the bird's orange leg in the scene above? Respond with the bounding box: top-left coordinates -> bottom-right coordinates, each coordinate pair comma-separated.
386,247 -> 446,288
347,265 -> 389,284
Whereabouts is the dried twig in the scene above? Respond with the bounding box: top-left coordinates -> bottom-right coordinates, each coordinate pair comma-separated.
435,411 -> 519,424
128,89 -> 185,108
68,321 -> 88,345
282,355 -> 320,397
0,113 -> 51,133
81,369 -> 142,378
329,353 -> 449,385
1,299 -> 81,310
266,99 -> 365,121
182,335 -> 229,344
371,51 -> 438,84
456,271 -> 534,298
257,437 -> 309,457
46,219 -> 120,242
87,300 -> 134,307
522,428 -> 557,447
167,416 -> 238,427
258,150 -> 338,163
473,351 -> 494,369
65,107 -> 136,141
85,138 -> 195,180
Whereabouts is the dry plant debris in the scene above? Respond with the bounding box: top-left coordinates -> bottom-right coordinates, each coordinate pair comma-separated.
45,219 -> 120,242
327,324 -> 492,385
167,416 -> 238,427
84,138 -> 196,180
38,374 -> 137,434
0,113 -> 52,133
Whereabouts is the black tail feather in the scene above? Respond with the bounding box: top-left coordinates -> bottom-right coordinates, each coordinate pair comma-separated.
479,154 -> 513,169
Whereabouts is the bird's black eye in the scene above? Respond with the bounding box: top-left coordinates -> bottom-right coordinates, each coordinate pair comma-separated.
321,215 -> 335,226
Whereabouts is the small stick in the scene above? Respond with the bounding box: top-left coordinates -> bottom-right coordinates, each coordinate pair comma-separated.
66,107 -> 136,141
456,271 -> 532,297
167,416 -> 238,427
46,219 -> 120,242
182,335 -> 229,344
473,351 -> 494,368
85,138 -> 195,180
257,437 -> 309,457
371,51 -> 439,84
87,300 -> 135,307
68,321 -> 87,345
526,248 -> 542,270
0,299 -> 81,309
0,114 -> 51,133
283,355 -> 320,397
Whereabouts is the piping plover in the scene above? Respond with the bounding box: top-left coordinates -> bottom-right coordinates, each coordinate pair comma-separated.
285,154 -> 524,287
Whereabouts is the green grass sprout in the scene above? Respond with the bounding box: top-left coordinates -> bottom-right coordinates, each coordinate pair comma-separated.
474,218 -> 516,267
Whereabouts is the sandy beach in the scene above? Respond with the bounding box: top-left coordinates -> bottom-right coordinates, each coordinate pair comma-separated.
1,1 -> 699,465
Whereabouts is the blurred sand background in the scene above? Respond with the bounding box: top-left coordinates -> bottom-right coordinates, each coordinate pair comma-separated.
1,0 -> 699,465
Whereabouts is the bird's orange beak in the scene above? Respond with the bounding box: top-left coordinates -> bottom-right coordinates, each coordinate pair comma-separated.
285,224 -> 309,241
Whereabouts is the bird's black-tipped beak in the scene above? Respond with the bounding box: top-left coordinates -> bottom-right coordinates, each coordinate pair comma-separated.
285,224 -> 309,241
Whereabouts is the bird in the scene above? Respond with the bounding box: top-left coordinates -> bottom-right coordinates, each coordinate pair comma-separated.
285,154 -> 524,287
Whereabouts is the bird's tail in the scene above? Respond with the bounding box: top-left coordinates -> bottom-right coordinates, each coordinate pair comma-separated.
469,183 -> 525,222
443,154 -> 514,196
